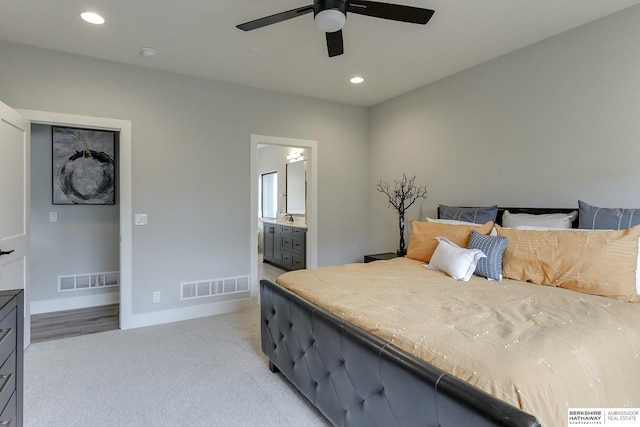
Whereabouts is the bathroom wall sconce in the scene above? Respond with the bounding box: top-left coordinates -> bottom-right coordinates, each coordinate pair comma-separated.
287,151 -> 304,162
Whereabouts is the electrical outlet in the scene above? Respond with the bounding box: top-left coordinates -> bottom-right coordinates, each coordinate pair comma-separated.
153,291 -> 161,303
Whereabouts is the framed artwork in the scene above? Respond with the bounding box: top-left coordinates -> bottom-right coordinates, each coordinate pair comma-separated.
52,126 -> 117,205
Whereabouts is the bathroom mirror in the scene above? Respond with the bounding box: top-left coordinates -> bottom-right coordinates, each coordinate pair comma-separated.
286,160 -> 306,214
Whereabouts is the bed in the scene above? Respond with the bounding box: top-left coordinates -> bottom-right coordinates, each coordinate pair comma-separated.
259,206 -> 640,426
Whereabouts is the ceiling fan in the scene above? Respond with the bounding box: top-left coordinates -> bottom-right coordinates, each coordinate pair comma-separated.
236,0 -> 435,58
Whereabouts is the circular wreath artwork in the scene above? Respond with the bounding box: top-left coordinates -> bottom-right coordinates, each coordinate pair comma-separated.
53,127 -> 116,205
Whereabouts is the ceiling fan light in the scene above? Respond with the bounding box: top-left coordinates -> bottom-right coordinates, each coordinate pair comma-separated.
315,9 -> 346,33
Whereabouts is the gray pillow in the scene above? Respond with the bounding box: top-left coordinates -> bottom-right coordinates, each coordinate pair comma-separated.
467,230 -> 507,281
439,204 -> 498,224
578,200 -> 640,230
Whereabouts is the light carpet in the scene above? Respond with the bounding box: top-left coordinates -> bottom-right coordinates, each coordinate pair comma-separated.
24,303 -> 331,427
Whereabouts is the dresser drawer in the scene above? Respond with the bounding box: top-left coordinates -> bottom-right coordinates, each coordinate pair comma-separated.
0,351 -> 15,414
0,390 -> 15,427
0,290 -> 23,427
0,309 -> 16,369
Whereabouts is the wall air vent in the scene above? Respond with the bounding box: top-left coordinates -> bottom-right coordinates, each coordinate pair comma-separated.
59,271 -> 120,292
180,275 -> 250,301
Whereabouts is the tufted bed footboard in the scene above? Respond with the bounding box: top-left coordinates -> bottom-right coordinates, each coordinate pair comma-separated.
260,279 -> 541,427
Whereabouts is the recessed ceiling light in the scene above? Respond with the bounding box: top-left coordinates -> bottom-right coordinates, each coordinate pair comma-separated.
81,12 -> 105,25
350,76 -> 364,84
140,47 -> 158,58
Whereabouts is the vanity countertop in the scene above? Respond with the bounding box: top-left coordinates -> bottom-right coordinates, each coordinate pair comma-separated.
261,219 -> 307,229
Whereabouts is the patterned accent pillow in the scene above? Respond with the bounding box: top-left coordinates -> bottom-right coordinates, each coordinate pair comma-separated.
439,204 -> 498,224
578,200 -> 640,230
496,225 -> 640,302
467,230 -> 507,281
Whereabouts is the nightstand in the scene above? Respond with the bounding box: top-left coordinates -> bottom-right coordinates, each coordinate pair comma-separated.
364,252 -> 399,263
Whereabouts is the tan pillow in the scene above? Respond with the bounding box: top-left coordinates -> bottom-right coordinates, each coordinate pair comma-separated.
496,225 -> 640,302
406,221 -> 494,263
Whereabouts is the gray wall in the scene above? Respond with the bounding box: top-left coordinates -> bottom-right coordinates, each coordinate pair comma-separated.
30,124 -> 119,302
4,4 -> 639,318
368,5 -> 640,253
0,41 -> 369,314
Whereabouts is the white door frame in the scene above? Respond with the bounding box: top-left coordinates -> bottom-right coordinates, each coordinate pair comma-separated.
0,102 -> 31,348
17,109 -> 134,329
250,134 -> 318,297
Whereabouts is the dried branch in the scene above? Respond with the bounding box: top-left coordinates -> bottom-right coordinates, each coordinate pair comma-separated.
377,173 -> 428,215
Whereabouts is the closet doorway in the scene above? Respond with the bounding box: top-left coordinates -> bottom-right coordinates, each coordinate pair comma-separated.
29,123 -> 120,341
18,108 -> 134,335
30,123 -> 120,342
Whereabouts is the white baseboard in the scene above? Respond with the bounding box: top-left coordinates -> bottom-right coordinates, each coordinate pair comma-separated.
32,293 -> 255,330
120,297 -> 255,330
31,292 -> 120,314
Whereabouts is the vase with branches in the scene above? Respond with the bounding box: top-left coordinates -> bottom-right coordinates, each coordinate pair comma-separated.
377,173 -> 428,256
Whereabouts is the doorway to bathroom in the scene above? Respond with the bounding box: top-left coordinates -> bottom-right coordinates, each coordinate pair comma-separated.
250,134 -> 318,298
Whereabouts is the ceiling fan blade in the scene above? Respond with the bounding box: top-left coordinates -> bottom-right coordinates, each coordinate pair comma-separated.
348,1 -> 434,25
326,30 -> 344,57
236,5 -> 314,31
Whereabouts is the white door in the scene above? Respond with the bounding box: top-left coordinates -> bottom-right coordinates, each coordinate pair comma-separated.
0,100 -> 30,347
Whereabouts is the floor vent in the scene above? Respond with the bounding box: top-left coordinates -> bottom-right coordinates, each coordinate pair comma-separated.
59,271 -> 120,292
180,275 -> 250,301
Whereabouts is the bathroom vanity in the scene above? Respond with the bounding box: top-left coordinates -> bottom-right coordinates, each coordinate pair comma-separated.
262,222 -> 306,271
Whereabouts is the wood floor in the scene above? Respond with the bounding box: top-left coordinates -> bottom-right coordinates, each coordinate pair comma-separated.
31,304 -> 119,343
259,258 -> 287,283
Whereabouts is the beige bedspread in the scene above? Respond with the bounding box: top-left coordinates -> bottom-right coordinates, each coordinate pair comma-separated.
276,257 -> 640,427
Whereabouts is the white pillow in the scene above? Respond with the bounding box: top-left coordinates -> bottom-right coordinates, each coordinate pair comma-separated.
426,217 -> 480,226
502,210 -> 577,229
425,237 -> 486,281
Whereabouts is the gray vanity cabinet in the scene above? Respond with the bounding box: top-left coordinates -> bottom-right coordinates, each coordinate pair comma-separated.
263,223 -> 306,271
263,224 -> 277,263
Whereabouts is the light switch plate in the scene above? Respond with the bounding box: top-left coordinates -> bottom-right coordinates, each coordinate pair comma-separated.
49,212 -> 58,222
135,213 -> 148,226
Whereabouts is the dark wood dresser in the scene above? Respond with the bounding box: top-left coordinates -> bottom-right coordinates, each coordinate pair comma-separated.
0,289 -> 23,427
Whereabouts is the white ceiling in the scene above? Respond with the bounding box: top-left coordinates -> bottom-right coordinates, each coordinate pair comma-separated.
1,0 -> 639,106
